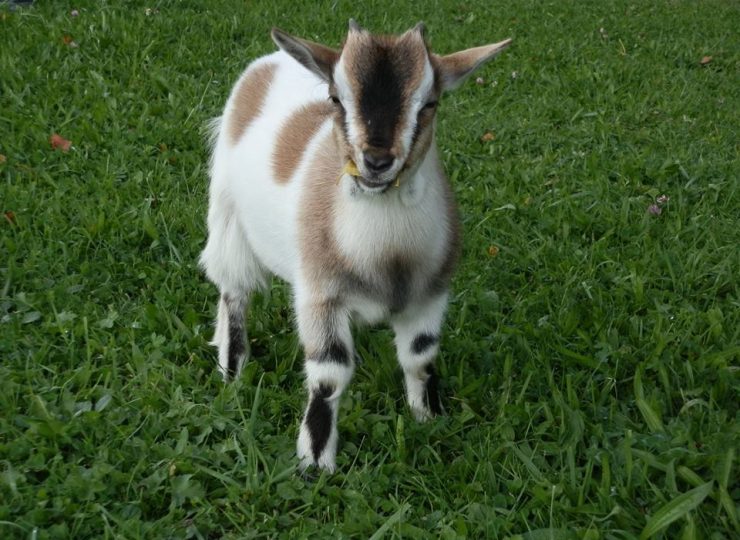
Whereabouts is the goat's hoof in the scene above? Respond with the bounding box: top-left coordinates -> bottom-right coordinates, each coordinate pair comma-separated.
298,456 -> 336,478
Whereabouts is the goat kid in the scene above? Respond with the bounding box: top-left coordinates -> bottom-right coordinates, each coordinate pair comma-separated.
200,21 -> 511,471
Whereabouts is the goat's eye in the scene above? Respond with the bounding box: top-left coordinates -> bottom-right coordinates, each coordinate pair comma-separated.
422,101 -> 438,110
330,95 -> 342,105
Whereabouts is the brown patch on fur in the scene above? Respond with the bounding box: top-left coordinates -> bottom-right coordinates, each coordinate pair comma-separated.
298,131 -> 346,286
273,101 -> 335,184
228,62 -> 277,144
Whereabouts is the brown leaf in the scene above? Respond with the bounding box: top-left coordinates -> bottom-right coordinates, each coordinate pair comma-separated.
487,245 -> 500,257
4,211 -> 16,226
50,133 -> 72,152
700,55 -> 712,66
62,34 -> 78,48
480,132 -> 495,142
0,154 -> 6,164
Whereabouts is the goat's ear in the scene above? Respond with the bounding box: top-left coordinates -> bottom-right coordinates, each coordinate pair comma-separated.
348,18 -> 364,33
411,22 -> 427,39
271,27 -> 339,82
434,38 -> 512,91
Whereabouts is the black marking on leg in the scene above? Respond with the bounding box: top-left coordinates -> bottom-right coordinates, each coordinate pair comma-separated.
305,384 -> 334,460
411,333 -> 438,355
225,297 -> 245,380
323,340 -> 349,364
424,364 -> 442,415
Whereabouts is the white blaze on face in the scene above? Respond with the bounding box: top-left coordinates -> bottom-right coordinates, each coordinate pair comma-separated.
398,57 -> 436,160
332,60 -> 363,155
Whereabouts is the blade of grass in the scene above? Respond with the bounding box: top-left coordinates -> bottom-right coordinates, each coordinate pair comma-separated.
639,482 -> 713,540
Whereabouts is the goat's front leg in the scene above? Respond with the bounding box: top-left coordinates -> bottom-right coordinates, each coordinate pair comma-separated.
295,295 -> 354,472
391,292 -> 449,421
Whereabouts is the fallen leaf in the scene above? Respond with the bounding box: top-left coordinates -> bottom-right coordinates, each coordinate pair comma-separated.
4,211 -> 16,225
700,55 -> 712,65
475,77 -> 485,85
487,245 -> 500,257
62,34 -> 78,48
0,154 -> 6,164
50,133 -> 72,152
480,132 -> 495,142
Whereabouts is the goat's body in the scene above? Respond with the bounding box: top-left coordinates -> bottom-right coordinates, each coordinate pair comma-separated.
205,52 -> 327,286
204,51 -> 456,322
200,23 -> 510,471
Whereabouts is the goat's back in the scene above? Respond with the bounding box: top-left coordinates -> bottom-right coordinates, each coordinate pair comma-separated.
208,51 -> 337,282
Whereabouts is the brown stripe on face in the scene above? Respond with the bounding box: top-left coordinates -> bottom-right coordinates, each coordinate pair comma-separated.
272,101 -> 335,184
228,62 -> 277,144
341,31 -> 429,152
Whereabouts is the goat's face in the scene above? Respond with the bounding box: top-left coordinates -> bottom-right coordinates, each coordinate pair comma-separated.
272,22 -> 512,192
330,25 -> 436,191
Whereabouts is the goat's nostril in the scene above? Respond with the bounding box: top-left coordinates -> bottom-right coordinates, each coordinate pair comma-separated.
363,151 -> 394,174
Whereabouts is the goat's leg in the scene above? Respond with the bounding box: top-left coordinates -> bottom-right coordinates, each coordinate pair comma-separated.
391,292 -> 449,421
295,295 -> 354,472
200,192 -> 266,382
212,291 -> 250,381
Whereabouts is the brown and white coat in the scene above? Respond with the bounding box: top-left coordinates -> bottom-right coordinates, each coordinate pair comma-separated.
200,21 -> 511,471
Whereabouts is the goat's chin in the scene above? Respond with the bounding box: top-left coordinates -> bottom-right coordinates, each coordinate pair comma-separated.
353,176 -> 395,195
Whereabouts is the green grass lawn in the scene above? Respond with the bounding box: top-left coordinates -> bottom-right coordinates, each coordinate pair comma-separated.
1,0 -> 738,538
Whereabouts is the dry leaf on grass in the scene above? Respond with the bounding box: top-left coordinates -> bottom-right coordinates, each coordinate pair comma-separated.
487,245 -> 500,257
62,35 -> 78,48
480,132 -> 495,142
0,154 -> 6,164
50,133 -> 72,152
4,211 -> 16,226
700,55 -> 712,65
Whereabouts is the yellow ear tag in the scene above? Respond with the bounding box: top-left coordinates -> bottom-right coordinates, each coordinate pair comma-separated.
342,160 -> 361,177
338,159 -> 361,185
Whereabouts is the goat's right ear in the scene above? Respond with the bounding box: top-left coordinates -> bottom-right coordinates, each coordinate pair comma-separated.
271,28 -> 339,82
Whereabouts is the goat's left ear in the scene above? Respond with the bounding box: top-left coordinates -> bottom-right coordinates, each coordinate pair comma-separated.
271,27 -> 339,82
434,38 -> 512,91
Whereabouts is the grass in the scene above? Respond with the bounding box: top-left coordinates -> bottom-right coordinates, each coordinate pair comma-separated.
1,0 -> 738,538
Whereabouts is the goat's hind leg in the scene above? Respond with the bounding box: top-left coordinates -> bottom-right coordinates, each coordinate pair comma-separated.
211,291 -> 250,380
200,194 -> 266,381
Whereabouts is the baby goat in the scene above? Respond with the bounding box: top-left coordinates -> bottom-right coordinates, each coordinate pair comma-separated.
200,21 -> 511,471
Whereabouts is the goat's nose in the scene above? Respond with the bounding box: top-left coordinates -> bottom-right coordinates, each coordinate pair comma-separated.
363,150 -> 394,174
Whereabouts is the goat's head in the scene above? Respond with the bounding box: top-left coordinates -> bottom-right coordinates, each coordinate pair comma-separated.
272,21 -> 511,192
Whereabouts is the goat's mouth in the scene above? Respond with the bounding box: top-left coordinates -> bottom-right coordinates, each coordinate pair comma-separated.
354,176 -> 396,193
341,158 -> 398,193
